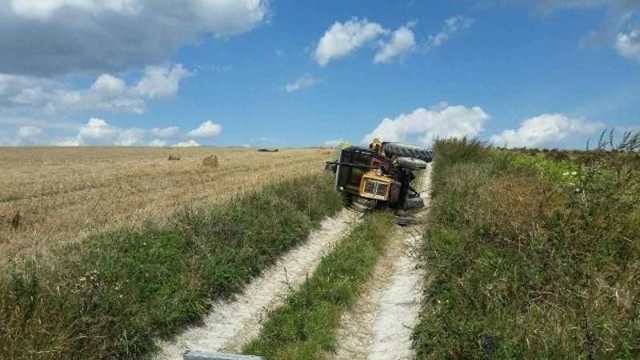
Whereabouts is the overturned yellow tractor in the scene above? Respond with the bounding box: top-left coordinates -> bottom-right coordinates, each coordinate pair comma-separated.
325,140 -> 432,223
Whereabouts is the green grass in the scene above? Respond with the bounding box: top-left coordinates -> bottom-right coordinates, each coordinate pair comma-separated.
413,137 -> 640,358
0,173 -> 342,359
243,212 -> 395,359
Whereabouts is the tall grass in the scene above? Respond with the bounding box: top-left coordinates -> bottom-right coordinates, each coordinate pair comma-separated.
413,136 -> 640,358
0,173 -> 342,359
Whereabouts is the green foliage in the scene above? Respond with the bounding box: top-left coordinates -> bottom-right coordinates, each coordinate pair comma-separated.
243,212 -> 395,359
0,173 -> 342,359
413,136 -> 640,359
432,137 -> 488,168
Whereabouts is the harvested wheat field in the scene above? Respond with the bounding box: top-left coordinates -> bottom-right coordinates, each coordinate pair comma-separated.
0,147 -> 330,262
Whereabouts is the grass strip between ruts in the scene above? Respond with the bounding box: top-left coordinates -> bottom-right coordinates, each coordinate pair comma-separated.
243,211 -> 395,359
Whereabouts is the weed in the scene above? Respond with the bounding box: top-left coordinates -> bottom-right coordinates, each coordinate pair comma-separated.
413,135 -> 640,358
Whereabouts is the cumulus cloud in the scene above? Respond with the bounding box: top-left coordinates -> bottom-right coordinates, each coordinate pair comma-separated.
52,138 -> 81,147
173,139 -> 200,147
0,0 -> 270,76
314,18 -> 388,66
374,23 -> 416,63
0,74 -> 58,107
17,125 -> 42,138
151,126 -> 180,138
0,64 -> 190,114
187,120 -> 223,137
114,128 -> 146,146
363,102 -> 490,146
490,113 -> 604,148
284,74 -> 319,93
76,118 -> 120,145
615,29 -> 640,62
5,115 -> 214,147
148,139 -> 167,147
9,0 -> 142,19
134,65 -> 191,99
425,16 -> 474,50
52,117 -> 146,146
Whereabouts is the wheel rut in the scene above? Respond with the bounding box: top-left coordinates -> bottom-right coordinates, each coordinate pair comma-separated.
155,209 -> 362,359
333,164 -> 432,360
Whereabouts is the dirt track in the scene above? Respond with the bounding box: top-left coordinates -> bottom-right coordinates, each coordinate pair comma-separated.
156,165 -> 432,359
155,209 -> 362,359
334,165 -> 431,359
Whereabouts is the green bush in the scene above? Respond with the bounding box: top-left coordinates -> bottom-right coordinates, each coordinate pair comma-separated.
413,137 -> 640,358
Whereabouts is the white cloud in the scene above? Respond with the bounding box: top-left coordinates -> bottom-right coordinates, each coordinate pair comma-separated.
76,117 -> 120,145
490,113 -> 604,148
0,0 -> 270,76
425,16 -> 474,50
151,126 -> 180,138
284,74 -> 319,93
615,29 -> 640,62
10,0 -> 141,19
314,18 -> 388,66
0,64 -> 189,114
18,126 -> 42,138
134,64 -> 191,99
187,120 -> 222,138
69,117 -> 146,146
115,128 -> 145,146
52,138 -> 80,146
91,74 -> 127,97
374,23 -> 416,64
9,86 -> 50,106
3,115 -> 199,147
363,102 -> 489,146
173,139 -> 200,147
149,139 -> 167,147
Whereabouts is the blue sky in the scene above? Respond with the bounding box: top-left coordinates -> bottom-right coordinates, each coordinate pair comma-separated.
0,0 -> 638,148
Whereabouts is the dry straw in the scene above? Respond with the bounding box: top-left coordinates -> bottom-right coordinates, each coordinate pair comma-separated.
0,147 -> 329,262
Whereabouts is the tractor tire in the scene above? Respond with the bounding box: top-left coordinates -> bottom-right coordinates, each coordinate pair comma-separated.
396,157 -> 428,170
404,196 -> 425,209
383,142 -> 433,162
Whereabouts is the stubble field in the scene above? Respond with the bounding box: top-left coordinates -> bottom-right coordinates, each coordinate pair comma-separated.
0,147 -> 329,262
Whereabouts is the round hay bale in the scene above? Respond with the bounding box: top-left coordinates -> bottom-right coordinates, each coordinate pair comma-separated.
202,154 -> 219,168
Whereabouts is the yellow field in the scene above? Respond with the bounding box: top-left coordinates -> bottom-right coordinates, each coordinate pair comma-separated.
0,147 -> 331,261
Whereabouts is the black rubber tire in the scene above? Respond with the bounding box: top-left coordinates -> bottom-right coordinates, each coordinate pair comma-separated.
396,157 -> 428,170
404,196 -> 425,209
383,142 -> 433,162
